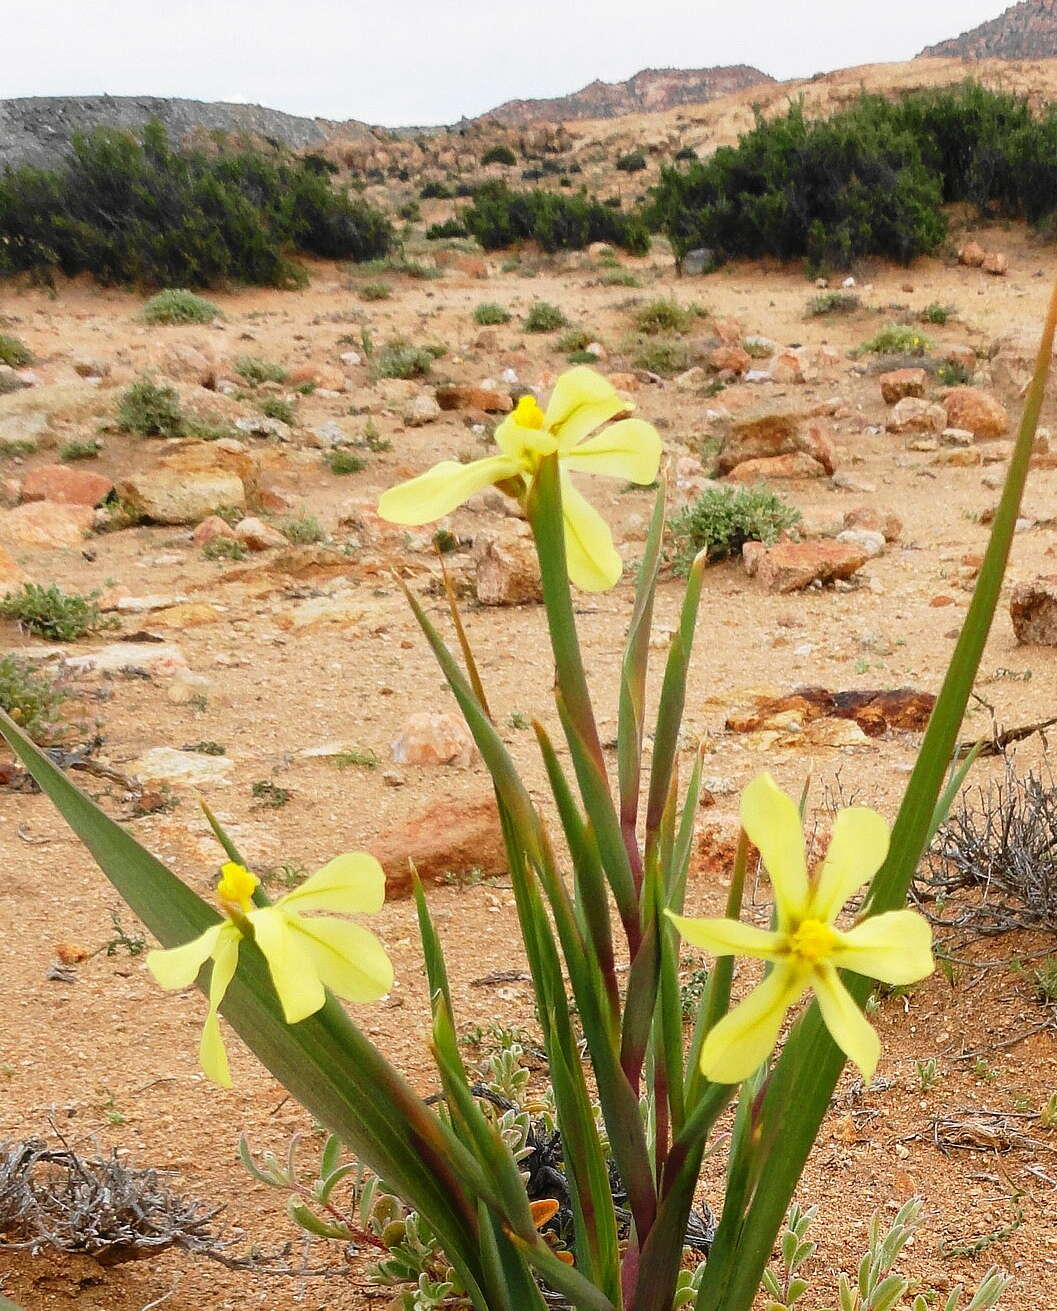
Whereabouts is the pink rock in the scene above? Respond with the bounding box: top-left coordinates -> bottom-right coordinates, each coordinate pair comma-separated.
769,351 -> 804,384
473,523 -> 542,605
982,252 -> 1008,276
391,712 -> 476,768
371,795 -> 505,897
745,539 -> 869,593
943,387 -> 1009,440
879,368 -> 927,405
235,516 -> 289,551
843,506 -> 902,542
709,346 -> 750,375
21,464 -> 113,506
1010,576 -> 1057,644
0,501 -> 94,548
192,515 -> 237,546
726,452 -> 827,481
958,241 -> 986,268
435,385 -> 512,413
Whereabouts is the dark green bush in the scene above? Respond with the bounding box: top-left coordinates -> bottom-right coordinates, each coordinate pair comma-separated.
481,145 -> 517,167
0,123 -> 393,288
0,333 -> 31,366
425,218 -> 468,240
116,377 -> 185,437
523,302 -> 568,333
420,181 -> 453,199
462,181 -> 650,255
473,302 -> 511,325
616,151 -> 647,173
0,583 -> 104,641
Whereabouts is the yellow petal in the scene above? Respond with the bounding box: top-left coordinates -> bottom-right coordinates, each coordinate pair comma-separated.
832,910 -> 934,985
494,414 -> 560,464
249,907 -> 326,1024
544,366 -> 627,448
279,852 -> 386,915
810,806 -> 890,923
739,773 -> 809,926
199,929 -> 241,1087
668,911 -> 782,961
560,472 -> 622,591
289,915 -> 394,1003
377,456 -> 521,525
561,419 -> 662,485
699,963 -> 807,1084
812,963 -> 881,1083
147,923 -> 225,990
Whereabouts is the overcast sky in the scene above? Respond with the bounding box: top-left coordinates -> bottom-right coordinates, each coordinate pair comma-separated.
3,1 -> 1010,126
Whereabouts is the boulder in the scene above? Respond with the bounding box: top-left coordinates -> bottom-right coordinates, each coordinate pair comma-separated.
116,471 -> 245,525
235,516 -> 288,550
708,346 -> 750,375
879,368 -> 927,405
743,539 -> 869,592
391,711 -> 475,768
886,397 -> 946,434
192,515 -> 238,546
21,464 -> 113,506
371,795 -> 506,897
404,392 -> 442,427
982,252 -> 1008,276
843,506 -> 902,542
435,385 -> 512,413
958,241 -> 986,267
725,452 -> 827,481
943,387 -> 1009,440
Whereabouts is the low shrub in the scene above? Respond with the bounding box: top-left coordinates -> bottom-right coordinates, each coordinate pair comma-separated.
278,513 -> 325,544
666,484 -> 801,573
326,449 -> 366,475
141,289 -> 219,325
203,536 -> 247,561
556,327 -> 595,353
807,291 -> 861,316
359,255 -> 440,280
523,302 -> 568,333
420,180 -> 453,199
856,325 -> 933,356
616,151 -> 647,173
0,654 -> 68,740
258,396 -> 296,425
0,333 -> 32,367
358,280 -> 392,301
462,181 -> 650,255
425,219 -> 468,240
115,377 -> 185,437
0,583 -> 104,642
473,302 -> 511,325
631,336 -> 690,375
481,145 -> 517,167
633,297 -> 695,335
921,301 -> 953,325
235,355 -> 288,385
599,269 -> 641,287
60,439 -> 102,461
372,340 -> 434,379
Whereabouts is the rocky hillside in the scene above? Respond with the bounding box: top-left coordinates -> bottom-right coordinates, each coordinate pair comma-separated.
475,66 -> 774,126
0,96 -> 376,171
919,0 -> 1057,59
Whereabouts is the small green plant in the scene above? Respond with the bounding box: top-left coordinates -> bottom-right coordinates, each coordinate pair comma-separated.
972,1055 -> 999,1082
556,327 -> 595,353
0,333 -> 32,367
359,280 -> 392,301
807,290 -> 860,316
0,583 -> 104,642
420,180 -> 453,199
279,513 -> 325,544
1033,957 -> 1057,1002
425,219 -> 468,240
182,740 -> 226,755
856,325 -> 933,356
482,144 -> 518,167
632,335 -> 690,375
1040,1092 -> 1057,1128
667,484 -> 801,574
60,439 -> 102,461
921,301 -> 952,325
938,360 -> 973,386
0,654 -> 68,740
634,297 -> 694,335
251,779 -> 292,808
360,255 -> 440,280
600,269 -> 640,287
116,377 -> 185,438
567,350 -> 599,364
679,963 -> 710,1022
333,748 -> 380,769
398,199 -> 422,223
761,1203 -> 816,1310
523,302 -> 568,333
473,302 -> 512,326
362,417 -> 390,452
141,289 -> 220,325
102,910 -> 147,958
914,1056 -> 942,1091
235,355 -> 288,385
432,528 -> 457,553
505,711 -> 530,731
372,340 -> 435,380
326,448 -> 366,475
202,536 -> 247,561
615,151 -> 647,173
258,396 -> 296,425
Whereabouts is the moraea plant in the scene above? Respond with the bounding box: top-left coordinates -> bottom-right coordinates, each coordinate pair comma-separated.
3,324 -> 1054,1311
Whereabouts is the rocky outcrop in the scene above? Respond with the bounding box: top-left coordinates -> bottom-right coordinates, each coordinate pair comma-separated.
476,66 -> 774,127
919,1 -> 1057,59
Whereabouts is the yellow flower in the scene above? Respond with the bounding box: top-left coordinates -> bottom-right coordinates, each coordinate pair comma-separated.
669,773 -> 933,1084
377,365 -> 661,591
147,854 -> 394,1087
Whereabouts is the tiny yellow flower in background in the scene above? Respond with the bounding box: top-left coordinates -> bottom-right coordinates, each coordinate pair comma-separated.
148,854 -> 393,1087
377,365 -> 662,592
669,773 -> 933,1085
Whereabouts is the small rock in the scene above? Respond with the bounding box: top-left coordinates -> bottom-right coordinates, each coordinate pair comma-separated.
726,452 -> 827,481
371,795 -> 505,896
886,397 -> 946,434
0,412 -> 48,451
939,427 -> 974,447
132,746 -> 233,787
982,251 -> 1008,276
391,711 -> 475,768
234,415 -> 293,441
473,522 -> 543,605
404,392 -> 442,427
1010,577 -> 1057,644
435,385 -> 512,413
879,368 -> 927,405
768,351 -> 804,384
958,241 -> 986,267
843,506 -> 901,541
709,345 -> 750,375
192,515 -> 238,546
837,527 -> 886,558
681,248 -> 714,276
943,387 -> 1009,440
65,642 -> 189,676
744,539 -> 869,593
307,421 -> 351,449
235,516 -> 288,551
0,366 -> 32,395
674,366 -> 707,391
115,471 -> 245,525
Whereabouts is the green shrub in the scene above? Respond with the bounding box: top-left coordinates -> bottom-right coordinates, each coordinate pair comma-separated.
523,302 -> 568,333
616,151 -> 647,173
359,280 -> 392,300
921,301 -> 952,324
473,301 -> 511,325
372,340 -> 435,379
398,200 -> 422,222
425,218 -> 468,240
937,360 -> 973,386
600,269 -> 641,287
116,377 -> 185,437
856,324 -> 933,355
279,513 -> 325,544
482,144 -> 518,167
674,146 -> 698,161
633,297 -> 694,334
359,255 -> 440,280
0,333 -> 31,367
235,355 -> 288,385
0,123 -> 393,288
567,349 -> 600,364
420,181 -> 453,199
0,654 -> 68,740
60,439 -> 102,461
463,181 -> 650,255
142,289 -> 219,324
203,536 -> 247,561
556,327 -> 595,352
807,291 -> 860,316
258,396 -> 295,425
0,583 -> 104,641
667,485 -> 801,573
326,449 -> 366,475
631,336 -> 690,375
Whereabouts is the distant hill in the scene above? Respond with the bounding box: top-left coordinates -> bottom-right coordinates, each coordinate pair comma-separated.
0,95 -> 376,171
475,66 -> 775,127
919,0 -> 1057,59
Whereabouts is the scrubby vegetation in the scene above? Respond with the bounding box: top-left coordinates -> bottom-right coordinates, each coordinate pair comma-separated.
856,325 -> 933,356
0,123 -> 393,288
481,145 -> 517,167
666,484 -> 802,573
807,291 -> 861,316
0,333 -> 32,367
0,583 -> 105,642
141,289 -> 220,325
633,297 -> 697,335
371,340 -> 435,379
234,355 -> 288,385
523,301 -> 568,333
615,151 -> 647,173
0,654 -> 68,740
425,218 -> 469,240
473,301 -> 511,325
462,181 -> 650,254
115,377 -> 185,438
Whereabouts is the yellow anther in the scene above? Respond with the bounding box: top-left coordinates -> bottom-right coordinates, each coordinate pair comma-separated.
216,861 -> 259,912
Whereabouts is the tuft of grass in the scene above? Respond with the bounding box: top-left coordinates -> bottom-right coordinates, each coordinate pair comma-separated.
0,333 -> 32,367
359,255 -> 441,280
326,449 -> 366,475
921,301 -> 953,325
182,740 -> 226,755
60,439 -> 102,461
0,583 -> 104,642
631,335 -> 690,376
371,340 -> 435,380
856,324 -> 933,356
937,360 -> 973,386
333,748 -> 379,769
141,289 -> 220,325
567,349 -> 600,364
633,297 -> 694,335
807,290 -> 860,316
251,779 -> 292,808
556,327 -> 595,353
523,302 -> 568,333
278,513 -> 325,544
115,377 -> 185,438
362,417 -> 390,452
234,355 -> 288,385
202,536 -> 247,561
666,484 -> 801,574
257,396 -> 296,425
358,280 -> 392,301
1034,958 -> 1057,1003
0,654 -> 68,740
473,302 -> 511,326
599,269 -> 640,287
